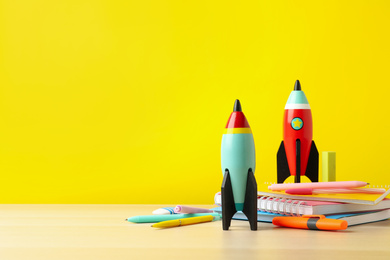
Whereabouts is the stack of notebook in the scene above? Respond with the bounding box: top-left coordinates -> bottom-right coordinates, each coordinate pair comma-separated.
213,186 -> 390,226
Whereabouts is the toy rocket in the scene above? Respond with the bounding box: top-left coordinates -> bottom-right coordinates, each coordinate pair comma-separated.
277,80 -> 319,183
221,99 -> 257,231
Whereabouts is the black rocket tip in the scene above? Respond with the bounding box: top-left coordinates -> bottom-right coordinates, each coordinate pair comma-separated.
294,80 -> 301,91
233,99 -> 242,112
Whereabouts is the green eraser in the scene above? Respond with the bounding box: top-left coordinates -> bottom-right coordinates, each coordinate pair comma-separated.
322,151 -> 336,182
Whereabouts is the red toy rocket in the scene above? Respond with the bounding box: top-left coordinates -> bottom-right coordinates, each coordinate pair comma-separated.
277,80 -> 319,183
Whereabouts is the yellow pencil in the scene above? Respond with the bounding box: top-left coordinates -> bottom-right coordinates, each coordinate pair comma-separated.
151,215 -> 220,228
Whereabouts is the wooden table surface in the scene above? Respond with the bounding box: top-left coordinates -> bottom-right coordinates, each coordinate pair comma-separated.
1,204 -> 390,260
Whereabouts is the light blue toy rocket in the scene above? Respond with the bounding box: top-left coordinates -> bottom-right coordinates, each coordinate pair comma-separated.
221,99 -> 258,231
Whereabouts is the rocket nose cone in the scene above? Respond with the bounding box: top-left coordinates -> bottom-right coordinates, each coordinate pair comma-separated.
294,80 -> 301,91
233,99 -> 242,112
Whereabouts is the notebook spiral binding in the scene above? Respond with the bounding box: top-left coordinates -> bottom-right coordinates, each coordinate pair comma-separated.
258,196 -> 306,216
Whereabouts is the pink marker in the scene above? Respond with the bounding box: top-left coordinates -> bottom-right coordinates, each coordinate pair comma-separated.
174,205 -> 214,214
268,181 -> 368,191
286,188 -> 385,195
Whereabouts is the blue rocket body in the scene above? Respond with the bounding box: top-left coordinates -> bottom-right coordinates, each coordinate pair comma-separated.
221,134 -> 255,211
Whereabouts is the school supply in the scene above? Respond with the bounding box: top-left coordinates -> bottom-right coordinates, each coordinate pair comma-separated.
212,207 -> 390,226
272,215 -> 348,231
268,181 -> 368,191
214,192 -> 390,215
327,209 -> 390,226
174,205 -> 213,214
285,188 -> 386,195
152,215 -> 220,228
126,212 -> 220,223
212,207 -> 285,223
258,187 -> 390,205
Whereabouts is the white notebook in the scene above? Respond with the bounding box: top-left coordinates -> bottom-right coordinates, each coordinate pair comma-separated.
214,192 -> 390,216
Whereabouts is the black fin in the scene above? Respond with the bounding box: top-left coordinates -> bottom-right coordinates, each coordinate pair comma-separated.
305,141 -> 319,182
277,141 -> 291,183
221,170 -> 237,230
242,169 -> 258,231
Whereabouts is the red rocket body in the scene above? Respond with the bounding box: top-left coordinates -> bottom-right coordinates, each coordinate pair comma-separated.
284,108 -> 313,177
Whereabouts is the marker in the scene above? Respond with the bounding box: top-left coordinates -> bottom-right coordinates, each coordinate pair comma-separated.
221,99 -> 258,231
174,205 -> 213,214
152,207 -> 176,215
277,80 -> 319,183
268,181 -> 369,191
125,213 -> 221,223
285,187 -> 385,195
152,215 -> 221,228
272,215 -> 348,231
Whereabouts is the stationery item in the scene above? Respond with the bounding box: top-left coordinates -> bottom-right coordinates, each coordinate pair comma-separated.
272,215 -> 348,230
212,207 -> 390,225
220,99 -> 258,231
152,215 -> 221,228
152,207 -> 176,215
326,209 -> 390,226
212,207 -> 287,222
268,181 -> 368,191
126,213 -> 221,223
258,187 -> 390,205
285,188 -> 386,195
322,151 -> 336,182
214,192 -> 390,215
277,80 -> 319,183
174,205 -> 213,214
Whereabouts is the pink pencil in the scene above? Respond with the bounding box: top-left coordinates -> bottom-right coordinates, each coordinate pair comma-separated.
268,181 -> 368,191
285,188 -> 385,195
174,205 -> 213,214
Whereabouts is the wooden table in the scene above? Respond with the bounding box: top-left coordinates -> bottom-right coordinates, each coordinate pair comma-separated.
1,204 -> 389,260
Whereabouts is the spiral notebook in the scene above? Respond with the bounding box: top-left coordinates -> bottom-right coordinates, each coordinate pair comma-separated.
257,189 -> 390,206
214,192 -> 390,216
256,182 -> 390,205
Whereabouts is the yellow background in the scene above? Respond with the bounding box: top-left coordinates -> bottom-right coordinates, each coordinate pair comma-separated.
1,1 -> 390,204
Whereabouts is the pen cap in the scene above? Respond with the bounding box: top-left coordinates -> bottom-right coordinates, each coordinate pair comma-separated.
316,218 -> 348,230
